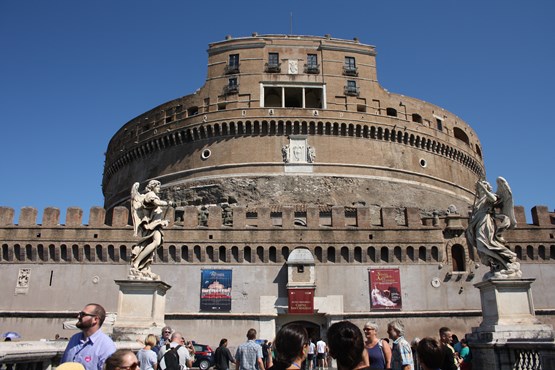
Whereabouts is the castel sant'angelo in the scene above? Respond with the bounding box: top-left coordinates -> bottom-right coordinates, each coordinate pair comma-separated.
1,34 -> 554,344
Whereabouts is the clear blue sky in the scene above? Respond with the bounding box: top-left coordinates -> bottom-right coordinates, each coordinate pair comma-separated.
1,0 -> 553,224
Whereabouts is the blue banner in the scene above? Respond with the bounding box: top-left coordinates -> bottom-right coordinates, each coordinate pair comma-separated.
200,269 -> 232,312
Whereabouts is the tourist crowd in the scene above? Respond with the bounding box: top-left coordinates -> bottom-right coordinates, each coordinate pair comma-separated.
58,303 -> 472,370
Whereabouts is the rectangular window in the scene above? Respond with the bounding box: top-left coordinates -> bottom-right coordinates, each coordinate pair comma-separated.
345,80 -> 358,96
436,118 -> 443,131
307,54 -> 318,67
229,54 -> 239,67
225,77 -> 238,94
269,53 -> 279,66
266,53 -> 281,73
262,85 -> 324,109
305,54 -> 320,74
344,56 -> 358,76
226,54 -> 240,74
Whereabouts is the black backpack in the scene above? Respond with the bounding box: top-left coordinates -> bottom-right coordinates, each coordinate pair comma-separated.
160,344 -> 182,370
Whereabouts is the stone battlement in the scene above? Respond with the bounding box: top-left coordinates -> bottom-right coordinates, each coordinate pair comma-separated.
0,205 -> 553,229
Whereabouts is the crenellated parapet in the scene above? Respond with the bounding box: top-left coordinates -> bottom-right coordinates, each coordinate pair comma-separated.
1,205 -> 553,229
0,205 -> 553,268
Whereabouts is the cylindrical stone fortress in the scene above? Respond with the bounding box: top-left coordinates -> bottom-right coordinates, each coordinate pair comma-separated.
103,34 -> 484,212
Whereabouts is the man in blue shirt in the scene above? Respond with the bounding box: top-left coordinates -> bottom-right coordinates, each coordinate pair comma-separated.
61,303 -> 116,370
235,328 -> 265,370
387,320 -> 413,370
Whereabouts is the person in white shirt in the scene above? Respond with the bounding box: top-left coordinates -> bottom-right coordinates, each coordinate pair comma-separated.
306,340 -> 316,370
316,338 -> 327,370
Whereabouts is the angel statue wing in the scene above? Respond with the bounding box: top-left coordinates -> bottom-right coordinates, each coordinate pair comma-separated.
130,182 -> 146,237
496,176 -> 517,229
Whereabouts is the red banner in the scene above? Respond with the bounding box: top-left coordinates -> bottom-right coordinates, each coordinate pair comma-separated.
288,288 -> 315,314
369,268 -> 402,310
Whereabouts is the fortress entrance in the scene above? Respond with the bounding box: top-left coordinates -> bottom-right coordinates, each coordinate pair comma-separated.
281,320 -> 321,341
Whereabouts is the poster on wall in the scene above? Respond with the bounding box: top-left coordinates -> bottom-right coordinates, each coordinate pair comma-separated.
200,269 -> 232,312
288,288 -> 315,314
369,268 -> 402,310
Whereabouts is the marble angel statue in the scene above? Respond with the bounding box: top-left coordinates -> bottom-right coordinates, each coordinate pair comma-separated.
466,177 -> 522,279
129,180 -> 174,280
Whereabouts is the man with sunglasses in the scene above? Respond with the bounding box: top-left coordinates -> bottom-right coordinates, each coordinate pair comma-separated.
61,303 -> 116,370
154,326 -> 173,354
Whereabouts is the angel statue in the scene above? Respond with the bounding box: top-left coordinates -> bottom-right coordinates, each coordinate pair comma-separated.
465,177 -> 522,279
129,180 -> 175,280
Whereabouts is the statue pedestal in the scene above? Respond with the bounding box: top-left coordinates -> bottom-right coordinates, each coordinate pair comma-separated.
112,279 -> 171,341
468,278 -> 555,369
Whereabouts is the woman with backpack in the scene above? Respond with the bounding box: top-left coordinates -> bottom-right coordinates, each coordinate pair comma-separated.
363,322 -> 391,370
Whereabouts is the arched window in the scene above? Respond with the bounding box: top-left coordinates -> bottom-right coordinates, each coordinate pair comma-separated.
451,244 -> 465,271
538,245 -> 546,260
431,247 -> 439,261
282,247 -> 290,261
182,245 -> 190,262
232,246 -> 239,262
407,246 -> 414,261
108,245 -> 116,261
268,246 -> 277,263
386,108 -> 397,117
169,245 -> 177,262
244,246 -> 252,263
50,244 -> 57,261
27,244 -> 34,261
367,247 -> 376,262
327,247 -> 336,263
84,245 -> 92,261
341,246 -> 349,262
72,245 -> 80,261
257,246 -> 265,262
219,246 -> 227,262
394,246 -> 402,262
526,245 -> 534,260
207,246 -> 215,262
195,245 -> 204,262
95,245 -> 103,261
315,246 -> 323,262
453,127 -> 470,145
120,245 -> 127,261
61,245 -> 69,262
380,247 -> 389,263
14,244 -> 22,261
418,246 -> 426,262
354,247 -> 362,263
515,245 -> 523,260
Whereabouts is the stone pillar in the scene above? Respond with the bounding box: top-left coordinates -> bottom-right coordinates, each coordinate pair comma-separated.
356,206 -> 370,228
112,280 -> 172,341
331,206 -> 345,228
282,206 -> 295,227
257,206 -> 272,228
232,206 -> 246,228
468,278 -> 555,369
381,207 -> 397,227
183,206 -> 198,228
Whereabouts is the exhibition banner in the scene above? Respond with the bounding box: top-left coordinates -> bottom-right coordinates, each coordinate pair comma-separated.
369,268 -> 402,310
200,269 -> 232,311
